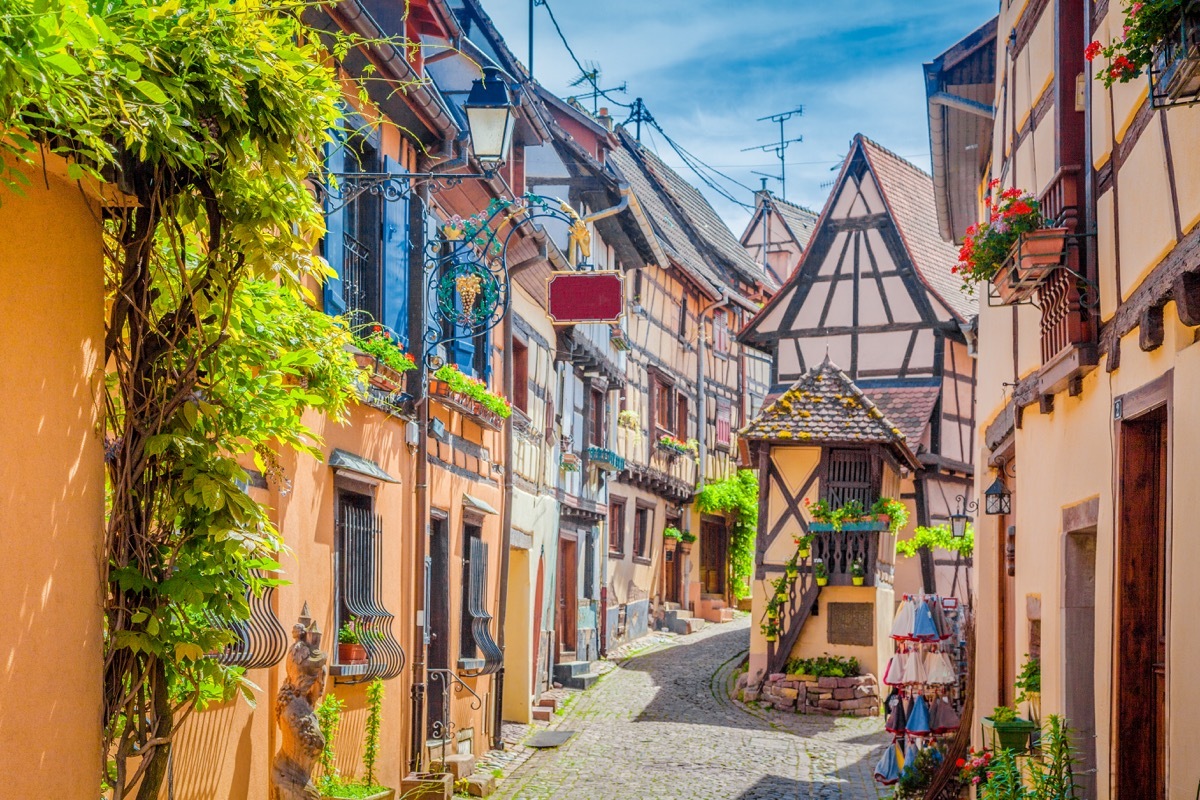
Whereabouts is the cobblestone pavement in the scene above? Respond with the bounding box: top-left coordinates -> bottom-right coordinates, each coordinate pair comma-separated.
492,616 -> 889,800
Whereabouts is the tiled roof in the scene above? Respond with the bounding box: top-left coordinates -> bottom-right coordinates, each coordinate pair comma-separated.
740,357 -> 911,447
771,196 -> 819,251
858,135 -> 977,322
858,381 -> 943,446
612,129 -> 778,293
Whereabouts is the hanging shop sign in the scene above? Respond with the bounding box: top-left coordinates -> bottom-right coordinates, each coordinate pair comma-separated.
546,271 -> 624,325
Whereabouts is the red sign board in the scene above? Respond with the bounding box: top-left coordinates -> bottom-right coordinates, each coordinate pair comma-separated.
545,271 -> 624,325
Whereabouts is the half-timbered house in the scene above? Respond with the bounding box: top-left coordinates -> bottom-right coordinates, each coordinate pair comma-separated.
739,135 -> 977,598
608,128 -> 777,633
741,190 -> 819,287
931,3 -> 1200,796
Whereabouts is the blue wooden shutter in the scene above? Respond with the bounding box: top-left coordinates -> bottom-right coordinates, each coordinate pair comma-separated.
323,120 -> 348,317
380,155 -> 410,345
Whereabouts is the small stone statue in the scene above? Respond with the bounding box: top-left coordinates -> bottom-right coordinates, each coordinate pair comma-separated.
271,604 -> 328,800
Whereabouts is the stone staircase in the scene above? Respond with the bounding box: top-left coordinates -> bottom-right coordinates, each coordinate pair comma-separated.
698,594 -> 735,623
553,659 -> 599,690
662,602 -> 706,635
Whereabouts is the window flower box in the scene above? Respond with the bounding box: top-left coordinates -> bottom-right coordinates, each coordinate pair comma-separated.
991,228 -> 1068,306
610,326 -> 632,352
338,643 -> 368,665
587,446 -> 625,473
808,521 -> 889,533
429,376 -> 506,433
1152,5 -> 1200,104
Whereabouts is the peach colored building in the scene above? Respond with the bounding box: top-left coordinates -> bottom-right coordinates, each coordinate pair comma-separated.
929,3 -> 1200,798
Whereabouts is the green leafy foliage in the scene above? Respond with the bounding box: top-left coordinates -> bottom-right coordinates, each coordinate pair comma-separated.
893,740 -> 950,799
694,470 -> 758,599
363,679 -> 384,786
1015,654 -> 1041,703
895,524 -> 975,559
355,325 -> 417,374
974,715 -> 1081,799
784,654 -> 860,678
991,705 -> 1018,723
316,693 -> 346,787
434,363 -> 512,418
662,526 -> 683,541
1087,1 -> 1187,86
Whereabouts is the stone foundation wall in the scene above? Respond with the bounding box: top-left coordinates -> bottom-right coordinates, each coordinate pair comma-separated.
741,673 -> 880,717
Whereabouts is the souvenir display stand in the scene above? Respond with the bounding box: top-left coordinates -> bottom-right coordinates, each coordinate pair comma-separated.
873,594 -> 968,786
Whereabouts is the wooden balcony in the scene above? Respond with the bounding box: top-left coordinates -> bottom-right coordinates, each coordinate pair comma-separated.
615,427 -> 697,502
810,529 -> 881,588
1035,168 -> 1099,396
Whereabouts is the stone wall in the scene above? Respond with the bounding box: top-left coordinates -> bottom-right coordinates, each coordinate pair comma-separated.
741,673 -> 880,717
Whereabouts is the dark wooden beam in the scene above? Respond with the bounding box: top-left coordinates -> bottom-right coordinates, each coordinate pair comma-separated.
1139,305 -> 1165,352
1039,394 -> 1054,415
1173,271 -> 1200,326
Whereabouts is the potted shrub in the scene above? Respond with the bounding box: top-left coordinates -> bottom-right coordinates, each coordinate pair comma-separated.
955,181 -> 1063,305
981,705 -> 1038,752
850,558 -> 865,586
1088,1 -> 1200,101
785,560 -> 798,580
679,530 -> 696,555
762,620 -> 780,642
663,526 -> 683,553
353,324 -> 416,394
338,620 -> 368,665
814,559 -> 828,587
793,533 -> 812,558
766,603 -> 780,623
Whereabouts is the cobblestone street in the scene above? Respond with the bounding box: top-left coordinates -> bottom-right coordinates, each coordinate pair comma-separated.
493,617 -> 889,800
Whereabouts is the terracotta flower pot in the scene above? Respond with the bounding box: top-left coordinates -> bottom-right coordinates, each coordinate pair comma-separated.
338,642 -> 367,664
664,537 -> 678,553
679,541 -> 693,555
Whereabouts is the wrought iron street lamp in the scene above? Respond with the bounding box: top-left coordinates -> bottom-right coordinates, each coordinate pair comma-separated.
464,66 -> 517,163
983,476 -> 1011,515
950,495 -> 977,538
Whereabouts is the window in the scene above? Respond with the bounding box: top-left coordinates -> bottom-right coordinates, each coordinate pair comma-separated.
712,310 -> 730,355
608,498 -> 626,554
512,339 -> 529,414
633,505 -> 652,560
590,388 -> 605,446
823,449 -> 877,507
675,393 -> 689,440
715,397 -> 732,449
459,520 -> 501,672
335,489 -> 403,679
653,374 -> 673,435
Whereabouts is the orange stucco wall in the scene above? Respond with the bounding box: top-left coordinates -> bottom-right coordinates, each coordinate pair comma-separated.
0,158 -> 106,796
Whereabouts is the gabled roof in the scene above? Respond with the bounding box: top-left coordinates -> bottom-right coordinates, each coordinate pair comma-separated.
772,197 -> 819,251
610,128 -> 777,296
857,135 -> 976,322
740,358 -> 917,466
858,380 -> 943,447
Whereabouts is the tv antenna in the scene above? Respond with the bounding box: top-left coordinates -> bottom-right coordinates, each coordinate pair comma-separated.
567,63 -> 627,115
742,105 -> 804,200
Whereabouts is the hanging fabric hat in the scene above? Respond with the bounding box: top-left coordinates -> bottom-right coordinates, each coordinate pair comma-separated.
906,694 -> 931,735
890,597 -> 916,639
932,696 -> 961,733
884,691 -> 908,733
931,598 -> 951,639
912,599 -> 939,640
883,651 -> 906,686
873,739 -> 902,785
902,736 -> 921,776
925,649 -> 957,685
902,647 -> 928,684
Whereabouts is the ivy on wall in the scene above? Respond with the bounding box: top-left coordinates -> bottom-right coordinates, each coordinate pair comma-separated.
695,470 -> 759,599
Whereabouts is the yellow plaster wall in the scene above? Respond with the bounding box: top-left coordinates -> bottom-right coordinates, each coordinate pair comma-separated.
1117,128 -> 1176,301
0,162 -> 106,798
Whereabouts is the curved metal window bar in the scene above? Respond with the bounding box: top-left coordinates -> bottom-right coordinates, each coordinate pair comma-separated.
461,534 -> 503,676
339,504 -> 406,683
209,578 -> 289,670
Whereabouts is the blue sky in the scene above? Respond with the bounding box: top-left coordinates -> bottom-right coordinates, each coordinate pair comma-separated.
485,0 -> 997,230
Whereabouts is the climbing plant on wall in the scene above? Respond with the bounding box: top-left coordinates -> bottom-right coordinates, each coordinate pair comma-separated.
0,1 -> 386,797
695,470 -> 759,599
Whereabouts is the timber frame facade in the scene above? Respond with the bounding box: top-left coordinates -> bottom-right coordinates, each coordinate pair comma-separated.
740,135 -> 977,598
931,3 -> 1200,798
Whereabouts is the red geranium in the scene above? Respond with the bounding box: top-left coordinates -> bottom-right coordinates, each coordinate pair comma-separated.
954,184 -> 1044,294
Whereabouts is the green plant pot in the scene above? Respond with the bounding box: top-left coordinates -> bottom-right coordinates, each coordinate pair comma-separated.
982,716 -> 1038,752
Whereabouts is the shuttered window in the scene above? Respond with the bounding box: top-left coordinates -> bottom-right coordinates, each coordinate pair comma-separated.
609,498 -> 626,554
822,449 -> 878,507
712,310 -> 730,355
634,505 -> 652,559
715,397 -> 732,449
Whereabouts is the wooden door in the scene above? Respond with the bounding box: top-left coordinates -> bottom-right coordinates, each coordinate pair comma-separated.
663,547 -> 680,604
557,535 -> 578,657
1117,407 -> 1168,800
700,519 -> 726,596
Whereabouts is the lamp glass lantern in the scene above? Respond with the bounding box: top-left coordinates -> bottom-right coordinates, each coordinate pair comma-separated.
984,476 -> 1011,516
464,66 -> 516,163
950,510 -> 969,539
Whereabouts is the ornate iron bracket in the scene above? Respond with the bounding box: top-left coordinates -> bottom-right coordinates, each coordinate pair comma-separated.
312,169 -> 500,214
427,668 -> 484,768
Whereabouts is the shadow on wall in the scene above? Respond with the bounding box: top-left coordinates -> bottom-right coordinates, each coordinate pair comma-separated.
168,698 -> 254,799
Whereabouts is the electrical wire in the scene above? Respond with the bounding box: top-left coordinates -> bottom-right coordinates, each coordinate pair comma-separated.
536,0 -> 633,110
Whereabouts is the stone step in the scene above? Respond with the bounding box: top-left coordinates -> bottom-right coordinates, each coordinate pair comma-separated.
716,608 -> 735,623
561,671 -> 599,690
669,616 -> 705,635
553,660 -> 593,681
662,601 -> 682,611
531,705 -> 553,722
667,609 -> 693,621
535,695 -> 559,710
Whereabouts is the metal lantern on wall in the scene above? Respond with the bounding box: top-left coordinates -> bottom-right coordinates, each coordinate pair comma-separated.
984,476 -> 1011,516
464,65 -> 517,163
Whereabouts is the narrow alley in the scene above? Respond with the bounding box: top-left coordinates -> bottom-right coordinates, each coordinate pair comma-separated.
494,617 -> 888,800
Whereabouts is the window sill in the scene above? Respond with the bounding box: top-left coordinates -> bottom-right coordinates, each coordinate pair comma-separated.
457,657 -> 486,673
632,556 -> 653,566
329,663 -> 369,678
608,550 -> 626,560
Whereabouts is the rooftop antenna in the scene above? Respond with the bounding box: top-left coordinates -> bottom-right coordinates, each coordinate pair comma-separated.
742,105 -> 804,200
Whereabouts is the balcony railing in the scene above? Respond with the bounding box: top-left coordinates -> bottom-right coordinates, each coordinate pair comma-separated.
342,231 -> 373,330
810,530 -> 881,587
1150,4 -> 1200,108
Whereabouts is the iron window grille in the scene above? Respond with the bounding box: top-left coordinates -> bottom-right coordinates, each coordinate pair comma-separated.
459,528 -> 502,675
336,495 -> 405,682
208,577 -> 289,670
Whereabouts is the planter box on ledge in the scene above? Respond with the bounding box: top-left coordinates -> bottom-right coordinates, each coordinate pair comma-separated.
990,228 -> 1066,306
587,446 -> 625,473
1151,9 -> 1200,105
981,715 -> 1037,752
401,773 -> 452,800
429,379 -> 504,432
808,521 -> 889,532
